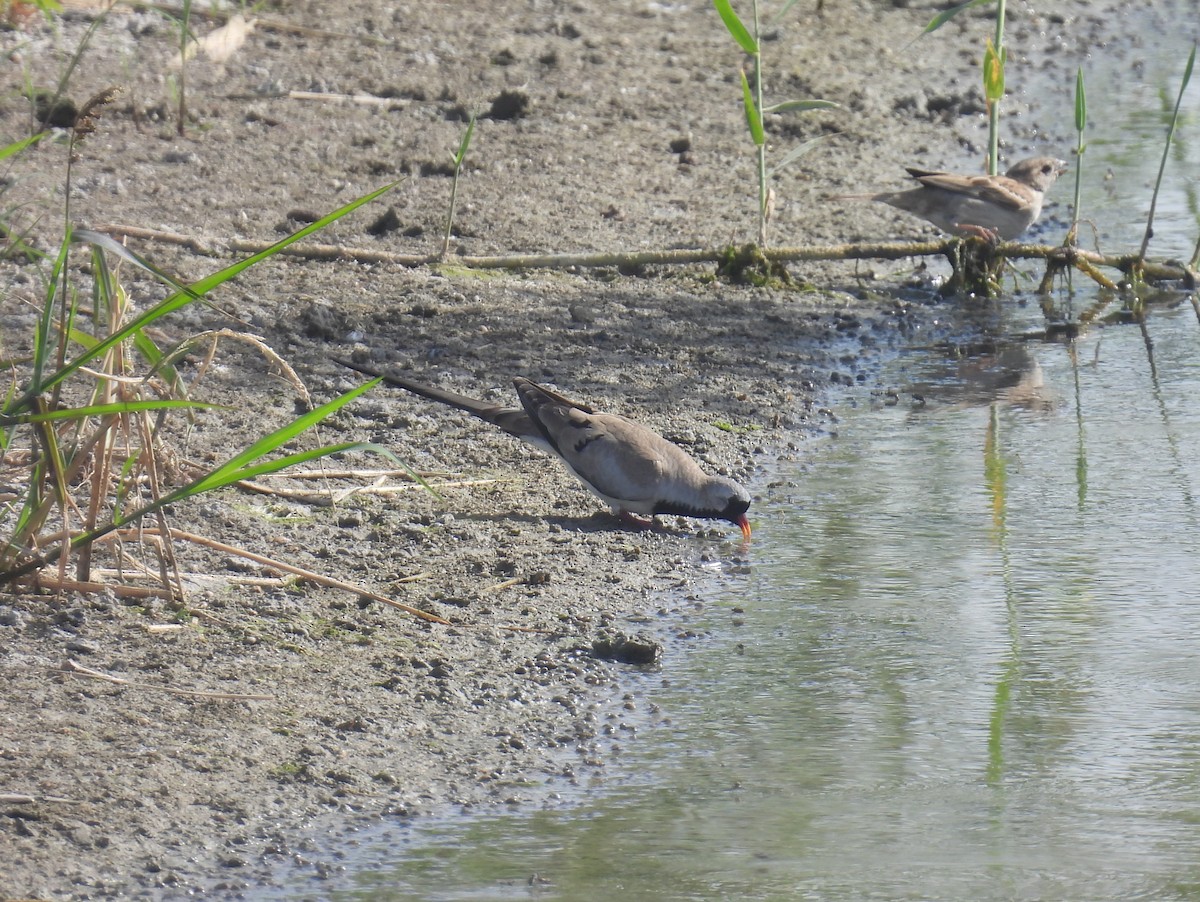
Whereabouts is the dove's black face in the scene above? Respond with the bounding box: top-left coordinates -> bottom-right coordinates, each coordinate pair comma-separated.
720,485 -> 753,540
651,477 -> 752,538
722,493 -> 751,520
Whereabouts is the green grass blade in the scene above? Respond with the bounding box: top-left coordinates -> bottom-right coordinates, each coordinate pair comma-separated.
185,377 -> 383,495
771,0 -> 801,24
763,99 -> 840,114
0,399 -> 221,427
182,441 -> 430,497
768,134 -> 834,178
189,441 -> 371,492
453,113 -> 476,167
10,180 -> 402,412
63,324 -> 100,352
1074,66 -> 1087,132
3,456 -> 46,565
73,228 -> 206,304
924,0 -> 994,33
0,381 -> 16,452
0,132 -> 47,162
28,231 -> 72,398
714,0 -> 758,55
130,328 -> 185,397
1068,66 -> 1087,247
983,38 -> 1006,104
1139,42 -> 1196,260
741,70 -> 764,145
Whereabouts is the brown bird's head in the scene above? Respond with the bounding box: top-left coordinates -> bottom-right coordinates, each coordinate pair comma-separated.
1005,156 -> 1068,193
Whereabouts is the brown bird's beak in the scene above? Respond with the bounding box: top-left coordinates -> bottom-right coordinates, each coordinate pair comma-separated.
736,514 -> 752,542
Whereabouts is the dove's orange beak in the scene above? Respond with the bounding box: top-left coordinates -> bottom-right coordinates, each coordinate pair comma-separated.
736,514 -> 752,542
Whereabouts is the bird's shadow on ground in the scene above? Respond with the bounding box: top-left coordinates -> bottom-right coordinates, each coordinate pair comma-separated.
458,510 -> 699,538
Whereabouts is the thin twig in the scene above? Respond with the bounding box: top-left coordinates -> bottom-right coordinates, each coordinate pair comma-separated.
277,468 -> 460,481
196,329 -> 310,402
1139,44 -> 1196,261
138,527 -> 448,623
481,576 -> 524,594
499,624 -> 567,635
234,476 -> 497,505
286,90 -> 402,106
0,793 -> 81,805
63,658 -> 275,701
91,568 -> 291,589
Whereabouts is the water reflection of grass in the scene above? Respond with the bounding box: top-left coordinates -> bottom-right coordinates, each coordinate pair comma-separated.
984,403 -> 1019,788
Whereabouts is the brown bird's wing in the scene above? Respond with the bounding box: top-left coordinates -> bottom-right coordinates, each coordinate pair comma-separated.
911,171 -> 1029,213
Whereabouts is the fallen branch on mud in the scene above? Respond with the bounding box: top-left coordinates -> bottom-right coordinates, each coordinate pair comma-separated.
98,223 -> 1197,289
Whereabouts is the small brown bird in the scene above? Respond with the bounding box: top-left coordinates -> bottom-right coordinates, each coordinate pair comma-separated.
335,359 -> 752,540
837,156 -> 1068,240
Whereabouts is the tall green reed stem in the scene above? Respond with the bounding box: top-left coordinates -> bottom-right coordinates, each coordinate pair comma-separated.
177,0 -> 192,135
1139,42 -> 1196,262
985,0 -> 1006,175
441,113 -> 476,260
1067,67 -> 1086,248
924,0 -> 1007,174
714,0 -> 837,249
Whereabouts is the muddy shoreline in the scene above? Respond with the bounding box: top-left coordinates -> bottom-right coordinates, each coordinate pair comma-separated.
0,1 -> 1164,896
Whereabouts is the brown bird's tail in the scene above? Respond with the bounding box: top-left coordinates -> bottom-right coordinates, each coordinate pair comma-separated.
332,357 -> 537,439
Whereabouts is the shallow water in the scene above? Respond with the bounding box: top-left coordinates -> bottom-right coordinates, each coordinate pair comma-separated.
279,17 -> 1200,902
304,293 -> 1200,902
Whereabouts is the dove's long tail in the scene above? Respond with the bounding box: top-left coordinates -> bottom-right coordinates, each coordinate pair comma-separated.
332,357 -> 537,440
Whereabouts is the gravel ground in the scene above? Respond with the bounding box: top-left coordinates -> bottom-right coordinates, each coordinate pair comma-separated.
0,0 -> 1168,896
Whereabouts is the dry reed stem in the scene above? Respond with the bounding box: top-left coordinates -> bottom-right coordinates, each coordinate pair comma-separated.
137,526 -> 448,623
31,574 -> 174,600
480,576 -> 524,594
278,468 -> 459,481
187,328 -> 310,404
286,91 -> 401,106
23,525 -> 442,621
